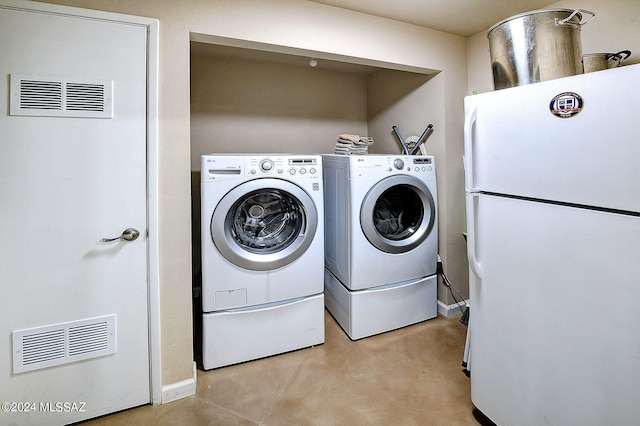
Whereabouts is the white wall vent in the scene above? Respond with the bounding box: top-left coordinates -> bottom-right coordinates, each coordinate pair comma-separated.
12,314 -> 116,374
10,74 -> 113,118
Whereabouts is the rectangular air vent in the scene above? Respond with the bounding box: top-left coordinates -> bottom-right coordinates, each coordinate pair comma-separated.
10,74 -> 113,118
12,315 -> 116,374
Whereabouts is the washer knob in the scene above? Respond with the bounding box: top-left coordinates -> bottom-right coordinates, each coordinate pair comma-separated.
393,159 -> 404,170
260,159 -> 274,172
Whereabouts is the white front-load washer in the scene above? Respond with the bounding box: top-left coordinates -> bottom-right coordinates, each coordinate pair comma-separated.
201,154 -> 325,369
322,154 -> 438,340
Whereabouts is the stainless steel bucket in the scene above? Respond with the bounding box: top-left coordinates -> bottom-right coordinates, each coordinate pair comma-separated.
583,50 -> 631,73
487,9 -> 595,90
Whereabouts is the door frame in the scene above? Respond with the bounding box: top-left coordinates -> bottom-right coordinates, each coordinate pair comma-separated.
1,0 -> 162,404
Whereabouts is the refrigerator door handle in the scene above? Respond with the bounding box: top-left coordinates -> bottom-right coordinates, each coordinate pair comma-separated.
465,193 -> 484,280
463,106 -> 478,193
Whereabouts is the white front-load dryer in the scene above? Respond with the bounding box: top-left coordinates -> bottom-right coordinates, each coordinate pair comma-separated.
201,154 -> 325,369
322,154 -> 438,339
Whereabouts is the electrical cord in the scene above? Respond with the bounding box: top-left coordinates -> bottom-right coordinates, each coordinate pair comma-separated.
437,260 -> 469,324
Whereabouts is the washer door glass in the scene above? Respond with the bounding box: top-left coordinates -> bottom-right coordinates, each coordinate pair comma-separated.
211,178 -> 318,270
229,189 -> 302,253
361,175 -> 435,254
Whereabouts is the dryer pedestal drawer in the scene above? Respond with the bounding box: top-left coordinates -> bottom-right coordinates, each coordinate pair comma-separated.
324,269 -> 437,340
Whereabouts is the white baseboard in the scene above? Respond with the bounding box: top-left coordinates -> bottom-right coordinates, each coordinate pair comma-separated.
437,299 -> 469,318
160,361 -> 197,404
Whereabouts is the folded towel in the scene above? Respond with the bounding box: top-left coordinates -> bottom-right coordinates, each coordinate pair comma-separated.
355,136 -> 374,145
338,134 -> 360,143
334,134 -> 374,155
334,143 -> 368,155
338,134 -> 374,145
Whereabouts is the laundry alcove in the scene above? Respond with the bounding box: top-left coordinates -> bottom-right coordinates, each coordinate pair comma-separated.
189,36 -> 445,362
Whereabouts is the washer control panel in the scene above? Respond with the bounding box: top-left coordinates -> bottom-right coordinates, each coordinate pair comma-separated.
201,155 -> 321,182
249,156 -> 318,177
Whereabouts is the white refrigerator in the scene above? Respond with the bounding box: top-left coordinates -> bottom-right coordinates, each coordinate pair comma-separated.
463,64 -> 640,425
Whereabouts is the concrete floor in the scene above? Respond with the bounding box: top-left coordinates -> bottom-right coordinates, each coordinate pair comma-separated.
82,309 -> 490,425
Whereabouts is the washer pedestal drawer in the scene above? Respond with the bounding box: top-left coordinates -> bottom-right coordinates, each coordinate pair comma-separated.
202,294 -> 324,370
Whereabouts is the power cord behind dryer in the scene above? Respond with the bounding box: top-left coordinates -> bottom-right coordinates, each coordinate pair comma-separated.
437,256 -> 469,325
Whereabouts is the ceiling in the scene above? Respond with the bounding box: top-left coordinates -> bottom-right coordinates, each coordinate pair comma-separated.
309,0 -> 555,37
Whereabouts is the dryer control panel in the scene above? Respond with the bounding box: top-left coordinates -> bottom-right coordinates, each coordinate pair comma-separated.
347,155 -> 435,179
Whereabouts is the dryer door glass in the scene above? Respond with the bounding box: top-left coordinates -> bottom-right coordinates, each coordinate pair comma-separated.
228,189 -> 303,253
361,175 -> 436,254
373,185 -> 423,241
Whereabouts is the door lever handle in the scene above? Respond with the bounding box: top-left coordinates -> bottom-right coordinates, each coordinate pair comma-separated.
101,228 -> 140,242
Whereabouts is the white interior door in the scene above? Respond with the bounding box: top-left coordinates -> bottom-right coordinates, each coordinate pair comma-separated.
0,3 -> 151,425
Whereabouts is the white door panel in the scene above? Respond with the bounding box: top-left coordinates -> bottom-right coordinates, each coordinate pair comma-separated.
0,3 -> 150,425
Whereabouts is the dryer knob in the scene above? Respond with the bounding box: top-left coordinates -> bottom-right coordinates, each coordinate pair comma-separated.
393,159 -> 404,170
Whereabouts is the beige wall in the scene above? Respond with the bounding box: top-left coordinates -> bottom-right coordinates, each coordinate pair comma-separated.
38,0 -> 469,388
190,54 -> 370,163
467,0 -> 640,93
191,55 -> 441,162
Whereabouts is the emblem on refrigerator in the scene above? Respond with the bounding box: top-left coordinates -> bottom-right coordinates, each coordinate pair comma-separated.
549,92 -> 583,118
